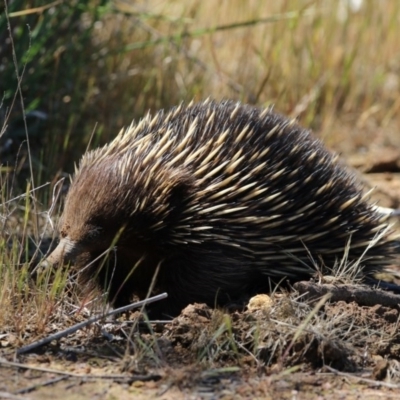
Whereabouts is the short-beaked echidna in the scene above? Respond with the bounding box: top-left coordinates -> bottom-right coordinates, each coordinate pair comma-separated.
46,100 -> 398,316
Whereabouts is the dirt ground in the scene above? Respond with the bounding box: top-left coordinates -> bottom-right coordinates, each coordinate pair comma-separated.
2,299 -> 400,399
2,143 -> 400,399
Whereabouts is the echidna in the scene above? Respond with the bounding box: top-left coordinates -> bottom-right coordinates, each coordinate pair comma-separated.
46,100 -> 398,316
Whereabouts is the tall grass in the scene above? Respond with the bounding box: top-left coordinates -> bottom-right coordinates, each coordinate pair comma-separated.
2,1 -> 400,186
1,0 -> 400,339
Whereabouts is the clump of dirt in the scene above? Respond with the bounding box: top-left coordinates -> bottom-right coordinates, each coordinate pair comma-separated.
325,301 -> 400,359
162,294 -> 400,374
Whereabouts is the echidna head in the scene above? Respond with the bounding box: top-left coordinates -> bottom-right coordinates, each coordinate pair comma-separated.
46,150 -> 193,279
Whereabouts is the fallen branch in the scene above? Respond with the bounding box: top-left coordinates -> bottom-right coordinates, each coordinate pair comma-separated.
16,293 -> 168,355
293,282 -> 400,308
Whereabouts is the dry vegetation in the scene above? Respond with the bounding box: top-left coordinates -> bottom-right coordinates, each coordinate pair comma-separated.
1,0 -> 400,398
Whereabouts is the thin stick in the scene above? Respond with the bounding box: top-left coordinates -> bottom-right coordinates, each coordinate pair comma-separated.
14,376 -> 68,395
325,365 -> 400,389
0,359 -> 161,383
0,392 -> 31,400
16,293 -> 168,355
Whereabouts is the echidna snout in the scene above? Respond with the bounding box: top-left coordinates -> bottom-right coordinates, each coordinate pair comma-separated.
46,100 -> 398,317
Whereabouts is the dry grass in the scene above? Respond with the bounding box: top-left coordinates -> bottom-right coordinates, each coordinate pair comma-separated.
3,0 -> 400,182
89,0 -> 400,140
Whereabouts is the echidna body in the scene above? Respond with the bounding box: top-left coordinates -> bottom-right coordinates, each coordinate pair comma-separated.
47,100 -> 397,316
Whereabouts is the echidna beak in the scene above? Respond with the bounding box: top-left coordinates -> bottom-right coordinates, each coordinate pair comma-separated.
40,237 -> 80,269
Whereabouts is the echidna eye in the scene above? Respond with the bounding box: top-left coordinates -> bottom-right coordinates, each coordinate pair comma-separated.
77,226 -> 104,246
86,227 -> 102,239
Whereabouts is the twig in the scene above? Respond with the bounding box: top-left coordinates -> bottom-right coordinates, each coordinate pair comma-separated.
325,365 -> 400,389
16,293 -> 168,355
8,0 -> 64,18
293,281 -> 400,308
14,376 -> 68,395
121,9 -> 315,52
0,392 -> 31,400
0,358 -> 162,383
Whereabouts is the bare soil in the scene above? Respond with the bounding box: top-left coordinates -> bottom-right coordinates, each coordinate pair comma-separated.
2,298 -> 400,399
